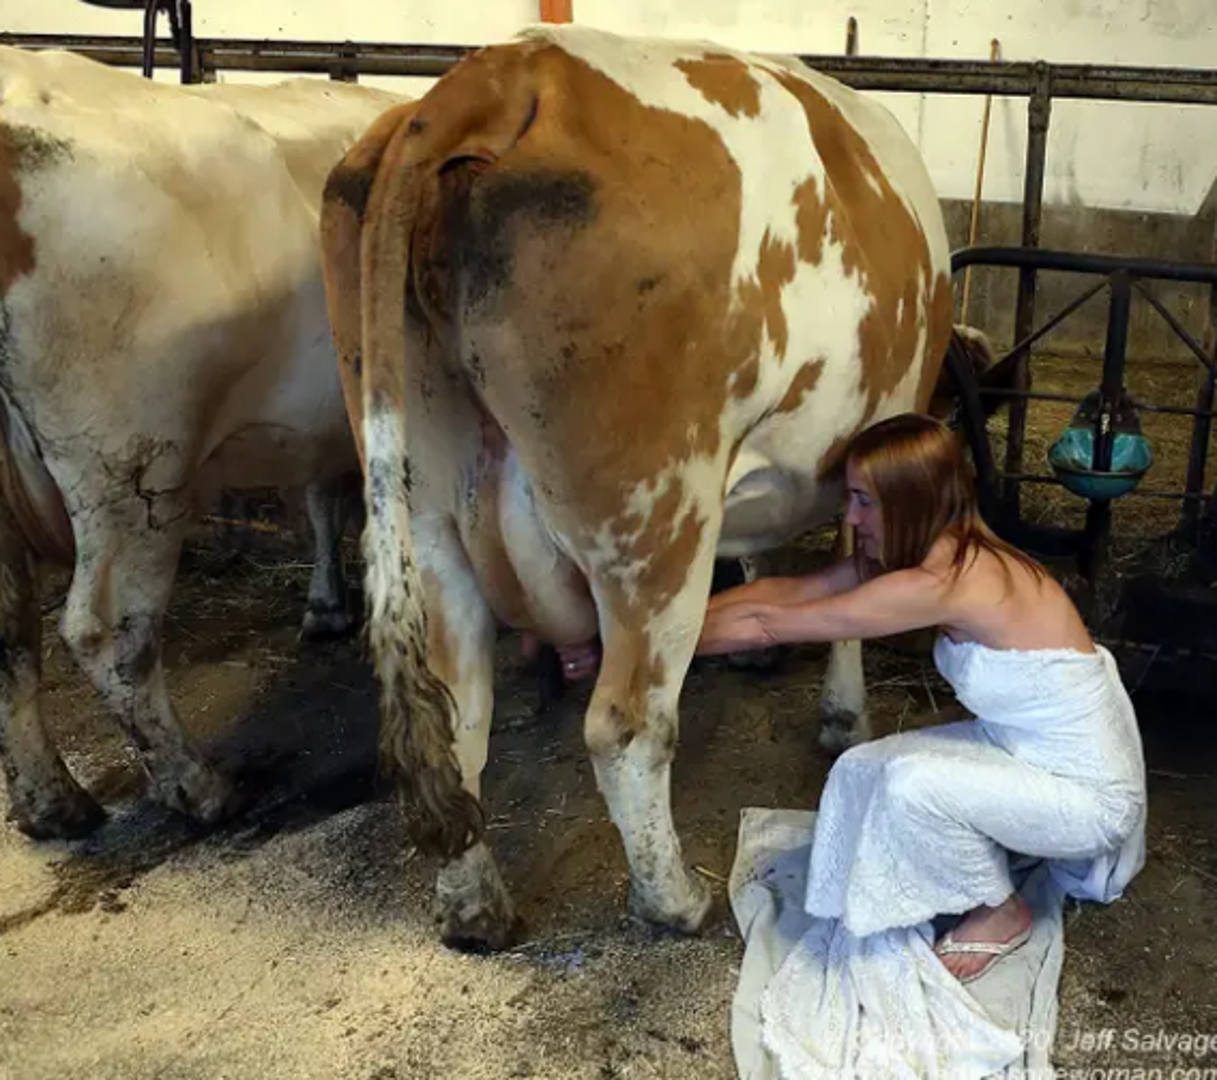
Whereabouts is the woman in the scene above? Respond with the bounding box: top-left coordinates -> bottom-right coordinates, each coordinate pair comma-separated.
698,412 -> 1147,984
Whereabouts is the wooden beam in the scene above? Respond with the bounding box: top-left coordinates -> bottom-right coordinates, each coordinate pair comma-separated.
540,0 -> 573,22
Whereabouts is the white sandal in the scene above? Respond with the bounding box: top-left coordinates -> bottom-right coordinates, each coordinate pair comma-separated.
934,925 -> 1033,984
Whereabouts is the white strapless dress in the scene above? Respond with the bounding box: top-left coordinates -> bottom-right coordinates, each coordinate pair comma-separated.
803,638 -> 1146,935
756,638 -> 1148,1080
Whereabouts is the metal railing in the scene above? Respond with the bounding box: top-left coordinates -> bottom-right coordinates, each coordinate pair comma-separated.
6,23 -> 1217,559
946,247 -> 1217,582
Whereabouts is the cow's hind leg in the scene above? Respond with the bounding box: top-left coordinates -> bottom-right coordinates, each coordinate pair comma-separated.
0,499 -> 104,838
411,524 -> 518,951
819,522 -> 871,753
301,475 -> 357,639
61,497 -> 236,823
584,551 -> 717,933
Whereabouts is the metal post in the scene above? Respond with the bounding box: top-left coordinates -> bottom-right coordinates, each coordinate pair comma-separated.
1079,271 -> 1131,589
141,0 -> 158,78
176,1 -> 196,84
1096,271 -> 1132,471
1182,283 -> 1217,538
330,43 -> 359,82
1002,62 -> 1053,513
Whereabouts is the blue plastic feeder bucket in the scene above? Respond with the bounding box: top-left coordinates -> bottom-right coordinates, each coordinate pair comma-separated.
1048,426 -> 1153,501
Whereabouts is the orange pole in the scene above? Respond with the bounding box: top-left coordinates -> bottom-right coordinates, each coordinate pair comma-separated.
540,0 -> 573,21
961,38 -> 1001,323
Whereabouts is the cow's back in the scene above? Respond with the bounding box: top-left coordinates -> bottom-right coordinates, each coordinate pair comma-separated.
0,47 -> 401,501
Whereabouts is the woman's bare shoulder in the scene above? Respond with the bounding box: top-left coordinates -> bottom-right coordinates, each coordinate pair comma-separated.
925,537 -> 1094,651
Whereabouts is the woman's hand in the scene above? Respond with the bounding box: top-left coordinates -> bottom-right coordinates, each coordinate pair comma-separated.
696,602 -> 778,656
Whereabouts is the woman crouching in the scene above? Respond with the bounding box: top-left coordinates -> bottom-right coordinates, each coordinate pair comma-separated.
697,412 -> 1147,983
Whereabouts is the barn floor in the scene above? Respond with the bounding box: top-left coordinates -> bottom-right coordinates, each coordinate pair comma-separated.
1,538 -> 1215,1080
3,352 -> 1217,1079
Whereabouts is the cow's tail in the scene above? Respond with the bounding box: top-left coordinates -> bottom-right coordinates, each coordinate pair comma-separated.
352,55 -> 541,861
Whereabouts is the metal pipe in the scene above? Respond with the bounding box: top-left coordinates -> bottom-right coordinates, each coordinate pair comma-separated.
8,33 -> 1217,103
978,385 -> 1217,420
178,1 -> 196,84
1096,272 -> 1132,475
992,276 -> 1108,373
1130,400 -> 1217,419
1132,280 -> 1217,374
1002,473 -> 1209,500
1182,367 -> 1215,534
1182,283 -> 1217,537
944,335 -> 1000,516
141,0 -> 158,78
1002,63 -> 1052,513
952,246 -> 1217,284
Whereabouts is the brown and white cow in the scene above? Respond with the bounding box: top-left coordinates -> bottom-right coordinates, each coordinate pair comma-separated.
322,25 -> 957,949
0,45 -> 404,838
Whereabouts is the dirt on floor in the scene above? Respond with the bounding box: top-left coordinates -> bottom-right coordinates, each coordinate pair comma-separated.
2,352 -> 1217,1079
0,524 -> 1215,1080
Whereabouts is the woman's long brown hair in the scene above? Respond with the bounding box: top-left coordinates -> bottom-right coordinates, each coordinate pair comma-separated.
845,413 -> 1046,585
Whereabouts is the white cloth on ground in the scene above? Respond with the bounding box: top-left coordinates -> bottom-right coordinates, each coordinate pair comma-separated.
736,638 -> 1148,1080
729,808 -> 1066,1080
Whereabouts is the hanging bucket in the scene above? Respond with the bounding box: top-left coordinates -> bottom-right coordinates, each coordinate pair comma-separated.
1047,390 -> 1153,501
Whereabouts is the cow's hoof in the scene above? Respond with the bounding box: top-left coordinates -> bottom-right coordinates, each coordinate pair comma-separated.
154,762 -> 242,825
10,783 -> 107,841
440,907 -> 525,954
628,874 -> 712,934
435,841 -> 520,953
301,604 -> 355,640
818,709 -> 871,755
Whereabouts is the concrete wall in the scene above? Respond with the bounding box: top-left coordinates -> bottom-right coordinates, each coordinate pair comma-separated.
945,199 -> 1216,362
6,0 -> 1217,359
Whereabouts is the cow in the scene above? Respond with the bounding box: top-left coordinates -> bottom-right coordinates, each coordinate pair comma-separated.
321,24 -> 964,950
0,45 -> 406,840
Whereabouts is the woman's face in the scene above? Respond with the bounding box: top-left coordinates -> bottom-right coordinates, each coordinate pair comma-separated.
844,460 -> 882,561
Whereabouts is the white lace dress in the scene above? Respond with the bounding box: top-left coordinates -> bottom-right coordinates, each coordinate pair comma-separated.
758,638 -> 1148,1079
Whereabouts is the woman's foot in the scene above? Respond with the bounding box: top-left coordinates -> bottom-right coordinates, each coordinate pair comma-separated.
934,893 -> 1033,983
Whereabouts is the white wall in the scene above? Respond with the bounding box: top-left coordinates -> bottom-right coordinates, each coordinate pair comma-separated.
6,0 -> 1217,216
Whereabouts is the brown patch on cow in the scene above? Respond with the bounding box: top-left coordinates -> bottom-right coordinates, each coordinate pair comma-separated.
0,127 -> 38,298
775,70 -> 946,422
754,231 -> 797,361
410,43 -> 760,627
388,44 -> 944,643
627,480 -> 706,616
776,359 -> 826,414
674,53 -> 762,118
729,231 -> 798,400
793,176 -> 829,266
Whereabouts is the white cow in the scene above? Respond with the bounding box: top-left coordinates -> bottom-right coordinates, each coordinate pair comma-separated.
0,45 -> 403,838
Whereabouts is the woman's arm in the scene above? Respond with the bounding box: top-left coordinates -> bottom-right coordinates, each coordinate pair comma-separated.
697,566 -> 951,656
707,558 -> 861,613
